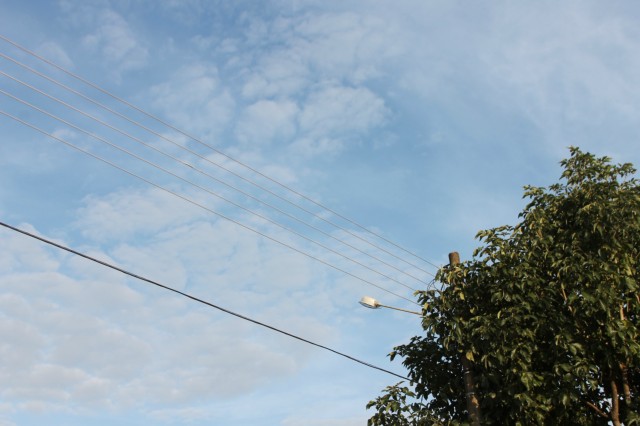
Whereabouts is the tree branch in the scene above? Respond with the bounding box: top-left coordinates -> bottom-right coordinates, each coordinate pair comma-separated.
560,284 -> 574,314
585,401 -> 608,419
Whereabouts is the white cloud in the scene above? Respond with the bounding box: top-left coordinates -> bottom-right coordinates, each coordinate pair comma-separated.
297,84 -> 389,143
150,63 -> 235,139
289,12 -> 403,83
0,418 -> 16,426
111,242 -> 189,289
34,42 -> 74,70
360,1 -> 640,159
287,137 -> 345,157
0,225 -> 61,273
480,3 -> 640,149
0,183 -> 379,418
240,51 -> 311,100
204,148 -> 301,187
148,406 -> 213,423
74,186 -> 207,242
217,10 -> 396,158
80,9 -> 148,73
237,11 -> 403,100
235,99 -> 299,146
0,316 -> 44,369
0,254 -> 315,413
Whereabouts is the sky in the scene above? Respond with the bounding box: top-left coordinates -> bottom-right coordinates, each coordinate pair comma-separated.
1,1 -> 639,425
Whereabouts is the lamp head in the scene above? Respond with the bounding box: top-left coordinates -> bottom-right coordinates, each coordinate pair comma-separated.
359,296 -> 380,309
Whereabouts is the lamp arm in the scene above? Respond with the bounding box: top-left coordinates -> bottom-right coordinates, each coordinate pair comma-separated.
378,304 -> 422,316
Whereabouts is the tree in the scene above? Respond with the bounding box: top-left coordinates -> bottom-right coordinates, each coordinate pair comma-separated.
367,148 -> 640,425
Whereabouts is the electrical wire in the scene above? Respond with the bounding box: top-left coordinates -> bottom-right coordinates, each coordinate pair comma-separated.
0,108 -> 420,306
0,51 -> 437,278
0,219 -> 412,382
0,69 -> 431,285
0,33 -> 442,272
0,88 -> 421,294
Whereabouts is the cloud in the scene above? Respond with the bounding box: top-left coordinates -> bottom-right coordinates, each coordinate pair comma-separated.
0,247 -> 314,413
299,84 -> 388,139
358,1 -> 640,158
79,8 -> 148,73
235,99 -> 299,146
205,10 -> 395,158
1,181 -> 381,418
0,315 -> 44,370
150,63 -> 235,139
240,50 -> 311,100
147,406 -> 213,423
0,224 -> 61,273
287,136 -> 345,158
74,186 -> 207,242
0,418 -> 16,426
237,11 -> 404,99
34,42 -> 75,70
288,12 -> 403,83
479,2 -> 640,151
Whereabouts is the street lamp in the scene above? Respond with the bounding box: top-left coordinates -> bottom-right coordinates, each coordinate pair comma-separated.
358,296 -> 422,316
358,253 -> 480,426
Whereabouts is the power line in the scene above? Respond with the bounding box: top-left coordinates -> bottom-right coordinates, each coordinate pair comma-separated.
0,88 -> 421,294
0,51 -> 438,278
0,33 -> 441,272
0,68 -> 433,284
0,219 -> 411,382
0,108 -> 420,306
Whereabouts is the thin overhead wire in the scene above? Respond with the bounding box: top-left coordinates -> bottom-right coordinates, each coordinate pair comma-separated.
0,88 -> 420,293
0,51 -> 438,278
0,219 -> 411,382
0,69 -> 431,285
0,33 -> 442,272
0,108 -> 420,306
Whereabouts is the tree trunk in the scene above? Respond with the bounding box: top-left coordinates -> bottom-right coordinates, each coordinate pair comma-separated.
461,355 -> 481,426
611,379 -> 621,426
448,252 -> 481,426
621,363 -> 632,419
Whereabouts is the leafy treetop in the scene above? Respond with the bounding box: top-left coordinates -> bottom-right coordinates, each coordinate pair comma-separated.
367,148 -> 640,425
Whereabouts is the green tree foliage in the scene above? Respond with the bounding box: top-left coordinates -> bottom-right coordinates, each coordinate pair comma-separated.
367,148 -> 640,425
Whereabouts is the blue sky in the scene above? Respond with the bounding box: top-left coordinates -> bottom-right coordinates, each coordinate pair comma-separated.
1,1 -> 640,425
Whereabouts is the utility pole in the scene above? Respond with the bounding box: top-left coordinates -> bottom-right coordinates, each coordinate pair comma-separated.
449,251 -> 481,426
